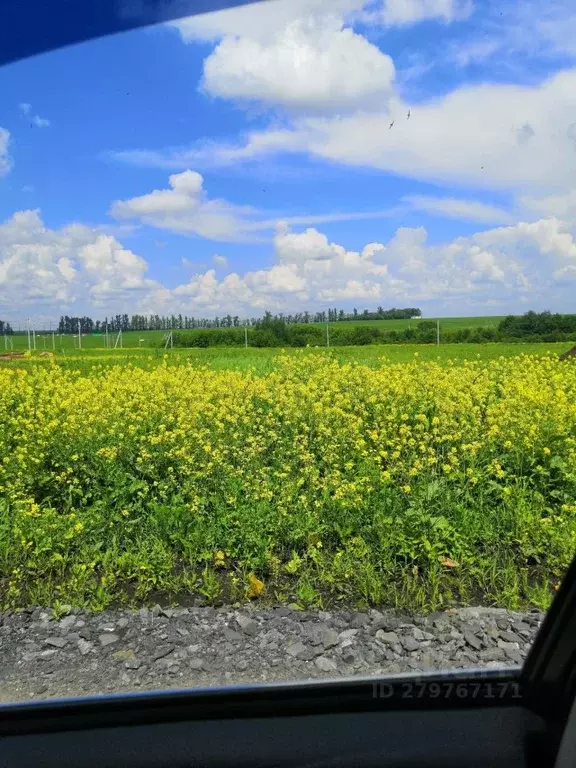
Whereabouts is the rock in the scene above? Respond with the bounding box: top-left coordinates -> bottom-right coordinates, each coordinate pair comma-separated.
45,637 -> 67,649
125,658 -> 141,670
499,630 -> 522,644
77,639 -> 93,656
224,628 -> 243,642
351,613 -> 369,629
506,649 -> 524,665
375,630 -> 400,645
319,629 -> 339,649
286,641 -> 307,658
188,658 -> 204,671
315,656 -> 338,673
99,634 -> 119,647
497,640 -> 519,652
117,618 -> 129,629
236,615 -> 259,636
22,651 -> 41,662
480,647 -> 505,662
152,645 -> 175,662
176,627 -> 190,637
464,631 -> 483,650
401,636 -> 420,652
58,615 -> 76,631
339,629 -> 358,642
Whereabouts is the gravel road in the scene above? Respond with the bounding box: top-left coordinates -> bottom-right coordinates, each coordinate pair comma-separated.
0,605 -> 544,702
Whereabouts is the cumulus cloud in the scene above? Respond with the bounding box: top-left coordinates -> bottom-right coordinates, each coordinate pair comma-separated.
170,0 -> 469,112
212,254 -> 228,267
167,216 -> 576,314
0,209 -> 161,311
109,170 -> 262,242
201,15 -> 395,111
109,169 -> 401,240
3,208 -> 576,318
0,128 -> 12,176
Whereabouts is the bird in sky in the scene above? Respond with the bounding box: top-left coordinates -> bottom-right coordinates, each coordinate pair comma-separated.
389,120 -> 394,129
407,109 -> 411,120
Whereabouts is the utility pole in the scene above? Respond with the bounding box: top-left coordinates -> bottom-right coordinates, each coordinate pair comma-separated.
244,325 -> 248,348
78,319 -> 82,350
32,329 -> 36,350
52,332 -> 55,350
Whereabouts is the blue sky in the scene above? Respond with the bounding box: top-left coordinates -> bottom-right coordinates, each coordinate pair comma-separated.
1,0 -> 576,326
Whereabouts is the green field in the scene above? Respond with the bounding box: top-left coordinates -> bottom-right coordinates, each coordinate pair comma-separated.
1,341 -> 573,376
5,315 -> 507,352
320,315 -> 505,331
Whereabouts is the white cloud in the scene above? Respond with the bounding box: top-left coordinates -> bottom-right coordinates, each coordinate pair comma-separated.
31,115 -> 51,128
109,170 -> 262,242
0,128 -> 12,176
170,0 -> 471,113
169,215 -> 576,313
376,0 -> 471,26
405,195 -> 514,224
19,102 -> 50,128
0,209 -> 161,311
212,254 -> 228,267
3,209 -> 576,318
443,0 -> 576,70
521,190 -> 576,222
192,68 -> 576,196
169,0 -> 364,43
109,169 -> 401,240
201,15 -> 395,111
79,235 -> 157,301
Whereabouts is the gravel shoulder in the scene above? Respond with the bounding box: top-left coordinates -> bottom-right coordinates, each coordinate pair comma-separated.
0,605 -> 544,702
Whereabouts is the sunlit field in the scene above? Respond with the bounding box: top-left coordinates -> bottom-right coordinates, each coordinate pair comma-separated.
1,345 -> 575,613
1,341 -> 574,374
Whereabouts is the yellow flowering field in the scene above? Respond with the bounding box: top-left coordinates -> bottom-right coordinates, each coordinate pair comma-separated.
0,352 -> 575,611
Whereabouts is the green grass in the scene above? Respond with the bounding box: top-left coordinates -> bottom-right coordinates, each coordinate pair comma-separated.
3,341 -> 573,375
318,315 -> 506,331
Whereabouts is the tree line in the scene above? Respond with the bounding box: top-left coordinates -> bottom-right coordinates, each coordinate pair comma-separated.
54,307 -> 421,334
170,311 -> 576,349
0,321 -> 14,335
